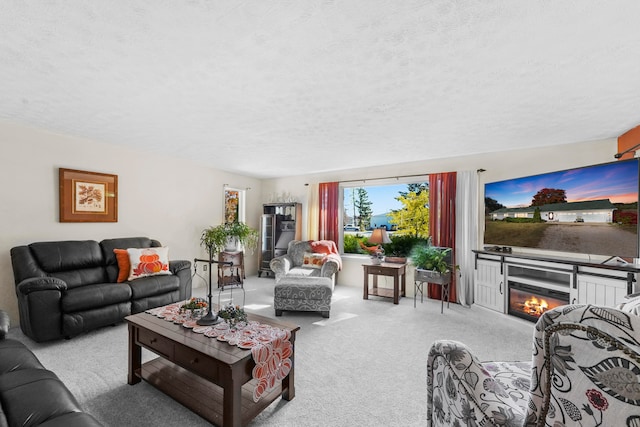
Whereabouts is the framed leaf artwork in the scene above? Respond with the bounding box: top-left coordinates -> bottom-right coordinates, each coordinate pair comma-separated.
59,168 -> 118,222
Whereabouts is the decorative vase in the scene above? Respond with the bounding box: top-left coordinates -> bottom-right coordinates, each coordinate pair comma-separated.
225,236 -> 240,251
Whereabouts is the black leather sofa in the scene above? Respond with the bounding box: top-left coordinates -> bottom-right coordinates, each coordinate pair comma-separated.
0,310 -> 103,426
10,237 -> 192,342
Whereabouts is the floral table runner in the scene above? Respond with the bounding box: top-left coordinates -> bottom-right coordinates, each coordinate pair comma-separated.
146,302 -> 292,402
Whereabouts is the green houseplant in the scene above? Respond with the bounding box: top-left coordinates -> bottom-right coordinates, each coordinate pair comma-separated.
410,244 -> 458,284
200,222 -> 259,258
382,235 -> 429,263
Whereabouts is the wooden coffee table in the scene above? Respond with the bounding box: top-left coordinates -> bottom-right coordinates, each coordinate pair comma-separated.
126,311 -> 300,427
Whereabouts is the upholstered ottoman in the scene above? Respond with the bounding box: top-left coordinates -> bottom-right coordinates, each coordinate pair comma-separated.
274,277 -> 333,318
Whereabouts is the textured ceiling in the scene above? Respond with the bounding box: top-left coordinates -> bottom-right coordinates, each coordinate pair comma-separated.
1,1 -> 640,178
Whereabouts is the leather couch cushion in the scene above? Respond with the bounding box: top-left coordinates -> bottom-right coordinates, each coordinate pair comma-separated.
50,267 -> 107,290
38,411 -> 103,427
63,302 -> 131,338
0,311 -> 8,339
29,241 -> 108,289
62,282 -> 132,313
127,274 -> 180,300
0,339 -> 44,374
132,291 -> 179,314
29,241 -> 103,273
0,368 -> 84,427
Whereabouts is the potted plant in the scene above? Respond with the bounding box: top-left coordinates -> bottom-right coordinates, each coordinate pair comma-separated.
382,235 -> 429,264
217,303 -> 247,327
200,221 -> 259,258
410,244 -> 458,284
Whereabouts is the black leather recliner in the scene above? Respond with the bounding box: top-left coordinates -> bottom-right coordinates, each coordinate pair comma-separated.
10,237 -> 192,342
0,310 -> 103,426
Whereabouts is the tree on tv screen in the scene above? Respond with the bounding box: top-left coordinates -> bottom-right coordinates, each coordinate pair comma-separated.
485,197 -> 505,214
531,188 -> 567,206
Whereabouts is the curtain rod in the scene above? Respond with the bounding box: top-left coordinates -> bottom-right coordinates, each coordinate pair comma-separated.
340,173 -> 430,184
614,143 -> 640,159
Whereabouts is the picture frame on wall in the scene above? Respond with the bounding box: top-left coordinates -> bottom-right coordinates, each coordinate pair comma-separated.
223,186 -> 244,224
59,168 -> 118,222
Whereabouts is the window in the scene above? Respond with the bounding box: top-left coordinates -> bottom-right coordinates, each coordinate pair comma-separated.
341,180 -> 429,254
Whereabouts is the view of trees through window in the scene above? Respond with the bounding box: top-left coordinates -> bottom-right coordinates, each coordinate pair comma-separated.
342,182 -> 430,254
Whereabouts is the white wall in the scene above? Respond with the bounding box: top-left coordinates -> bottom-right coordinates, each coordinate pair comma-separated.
0,120 -> 622,320
262,138 -> 619,290
0,120 -> 262,324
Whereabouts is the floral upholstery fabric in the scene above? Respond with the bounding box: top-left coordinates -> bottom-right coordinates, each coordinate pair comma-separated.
426,304 -> 640,427
427,341 -> 532,426
527,304 -> 640,427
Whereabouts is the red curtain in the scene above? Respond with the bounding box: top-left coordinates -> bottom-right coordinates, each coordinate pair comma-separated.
318,182 -> 339,242
428,172 -> 457,303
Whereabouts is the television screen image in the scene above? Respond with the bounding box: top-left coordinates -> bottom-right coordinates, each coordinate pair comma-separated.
484,159 -> 639,259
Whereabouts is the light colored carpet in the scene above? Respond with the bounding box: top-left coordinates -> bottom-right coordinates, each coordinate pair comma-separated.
7,276 -> 535,426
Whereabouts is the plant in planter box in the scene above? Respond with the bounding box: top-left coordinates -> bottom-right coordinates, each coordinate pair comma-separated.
410,244 -> 459,283
200,222 -> 259,258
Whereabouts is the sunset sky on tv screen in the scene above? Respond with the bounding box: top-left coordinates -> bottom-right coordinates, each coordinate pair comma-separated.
485,159 -> 639,208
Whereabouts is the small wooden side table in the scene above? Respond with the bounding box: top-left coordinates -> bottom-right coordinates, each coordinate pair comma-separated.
363,263 -> 407,304
218,251 -> 245,287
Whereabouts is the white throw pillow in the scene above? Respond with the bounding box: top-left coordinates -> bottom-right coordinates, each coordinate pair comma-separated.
302,252 -> 324,269
127,247 -> 172,280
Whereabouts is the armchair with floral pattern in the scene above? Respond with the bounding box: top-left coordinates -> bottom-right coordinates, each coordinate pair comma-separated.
427,304 -> 640,426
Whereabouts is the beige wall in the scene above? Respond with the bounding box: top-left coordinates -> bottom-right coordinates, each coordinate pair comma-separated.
0,118 -> 622,321
262,138 -> 619,290
263,137 -> 618,237
0,120 -> 262,324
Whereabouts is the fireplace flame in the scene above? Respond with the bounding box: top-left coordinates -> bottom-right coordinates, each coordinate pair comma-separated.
523,296 -> 549,316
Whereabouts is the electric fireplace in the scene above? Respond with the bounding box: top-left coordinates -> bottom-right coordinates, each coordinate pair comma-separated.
508,281 -> 570,322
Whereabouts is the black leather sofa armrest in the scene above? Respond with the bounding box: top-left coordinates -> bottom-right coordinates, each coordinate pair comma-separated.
16,277 -> 68,295
169,259 -> 191,274
0,310 -> 9,339
169,260 -> 192,300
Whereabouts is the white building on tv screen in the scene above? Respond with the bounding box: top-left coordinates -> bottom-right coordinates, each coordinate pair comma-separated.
490,199 -> 616,223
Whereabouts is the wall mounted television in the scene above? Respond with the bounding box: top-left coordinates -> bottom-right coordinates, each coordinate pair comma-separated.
484,158 -> 639,260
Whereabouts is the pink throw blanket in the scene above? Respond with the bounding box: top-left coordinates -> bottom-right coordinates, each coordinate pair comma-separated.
310,240 -> 342,270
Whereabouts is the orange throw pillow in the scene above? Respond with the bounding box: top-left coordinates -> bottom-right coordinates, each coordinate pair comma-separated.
113,249 -> 131,283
